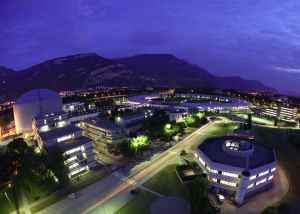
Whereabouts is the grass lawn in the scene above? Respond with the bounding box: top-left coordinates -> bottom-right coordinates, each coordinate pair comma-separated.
252,126 -> 300,213
207,122 -> 238,138
143,164 -> 190,200
232,113 -> 275,125
30,170 -> 110,213
1,183 -> 22,214
114,189 -> 158,214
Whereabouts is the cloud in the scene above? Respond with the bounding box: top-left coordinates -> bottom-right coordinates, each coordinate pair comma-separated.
273,67 -> 300,73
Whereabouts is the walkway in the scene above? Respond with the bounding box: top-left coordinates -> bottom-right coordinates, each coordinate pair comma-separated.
11,169 -> 107,214
138,186 -> 164,197
20,187 -> 31,214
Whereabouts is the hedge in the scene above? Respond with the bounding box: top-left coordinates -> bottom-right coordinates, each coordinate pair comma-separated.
176,165 -> 196,181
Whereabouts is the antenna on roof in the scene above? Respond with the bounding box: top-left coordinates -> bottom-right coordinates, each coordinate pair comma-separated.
37,88 -> 43,116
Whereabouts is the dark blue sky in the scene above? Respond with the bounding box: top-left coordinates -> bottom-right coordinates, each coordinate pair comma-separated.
1,0 -> 300,93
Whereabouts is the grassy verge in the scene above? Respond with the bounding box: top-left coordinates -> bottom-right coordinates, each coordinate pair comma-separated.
1,183 -> 22,214
207,122 -> 237,138
143,164 -> 190,200
252,126 -> 300,213
30,170 -> 110,213
114,189 -> 158,214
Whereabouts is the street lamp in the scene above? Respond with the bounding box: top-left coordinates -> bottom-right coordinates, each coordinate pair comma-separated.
3,189 -> 18,214
166,124 -> 171,129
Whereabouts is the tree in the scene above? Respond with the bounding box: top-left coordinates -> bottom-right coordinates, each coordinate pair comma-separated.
246,114 -> 252,130
78,106 -> 83,111
84,102 -> 89,110
119,140 -> 137,162
186,116 -> 196,126
190,176 -> 209,212
132,135 -> 151,156
125,108 -> 133,113
97,111 -> 109,120
274,118 -> 278,126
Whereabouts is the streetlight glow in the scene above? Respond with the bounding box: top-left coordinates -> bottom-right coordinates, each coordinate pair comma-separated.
166,124 -> 171,129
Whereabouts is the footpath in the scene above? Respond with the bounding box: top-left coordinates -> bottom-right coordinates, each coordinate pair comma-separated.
11,169 -> 107,214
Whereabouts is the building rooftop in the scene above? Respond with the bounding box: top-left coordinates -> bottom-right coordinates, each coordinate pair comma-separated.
39,125 -> 82,142
118,111 -> 144,118
14,89 -> 61,105
82,118 -> 124,132
198,136 -> 276,169
232,129 -> 255,137
124,120 -> 144,129
33,111 -> 68,121
69,105 -> 130,118
56,136 -> 93,151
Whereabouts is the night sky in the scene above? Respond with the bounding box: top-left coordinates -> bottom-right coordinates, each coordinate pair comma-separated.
1,0 -> 299,93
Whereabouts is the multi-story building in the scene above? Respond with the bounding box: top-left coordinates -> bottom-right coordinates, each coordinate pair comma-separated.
264,103 -> 297,121
80,118 -> 126,152
115,112 -> 145,135
195,136 -> 277,204
62,102 -> 84,112
32,111 -> 97,178
139,107 -> 187,123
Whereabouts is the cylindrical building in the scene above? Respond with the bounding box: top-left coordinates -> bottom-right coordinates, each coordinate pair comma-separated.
13,89 -> 62,133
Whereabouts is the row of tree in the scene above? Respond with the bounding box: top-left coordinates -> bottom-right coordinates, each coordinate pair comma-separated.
119,135 -> 151,161
0,139 -> 69,199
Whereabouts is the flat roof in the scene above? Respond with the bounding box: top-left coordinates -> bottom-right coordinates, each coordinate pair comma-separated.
198,136 -> 275,169
33,111 -> 68,121
69,105 -> 131,118
232,129 -> 255,137
56,136 -> 93,151
124,120 -> 144,129
127,94 -> 252,108
39,125 -> 82,142
82,118 -> 124,132
118,111 -> 144,118
62,102 -> 84,106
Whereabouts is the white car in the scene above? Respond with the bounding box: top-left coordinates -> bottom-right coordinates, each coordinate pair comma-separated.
68,193 -> 77,199
217,194 -> 225,203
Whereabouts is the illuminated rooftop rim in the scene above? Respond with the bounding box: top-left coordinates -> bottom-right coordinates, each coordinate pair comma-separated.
127,94 -> 252,108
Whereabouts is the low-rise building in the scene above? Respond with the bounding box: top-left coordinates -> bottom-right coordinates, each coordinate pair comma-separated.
139,107 -> 187,123
264,103 -> 297,122
80,118 -> 126,152
195,136 -> 276,204
115,112 -> 145,135
228,129 -> 255,139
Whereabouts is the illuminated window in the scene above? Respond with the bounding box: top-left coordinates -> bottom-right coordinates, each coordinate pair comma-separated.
222,171 -> 238,178
258,170 -> 269,177
57,135 -> 72,142
207,176 -> 217,182
66,147 -> 81,154
271,168 -> 276,172
268,175 -> 273,180
70,167 -> 85,175
247,183 -> 254,189
69,163 -> 79,169
250,175 -> 257,180
206,165 -> 218,174
66,156 -> 77,162
198,156 -> 205,166
256,178 -> 267,186
195,153 -> 198,158
220,180 -> 237,187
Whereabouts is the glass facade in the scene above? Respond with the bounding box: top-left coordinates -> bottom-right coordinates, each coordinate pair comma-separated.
250,175 -> 257,180
222,171 -> 238,178
247,183 -> 254,189
220,180 -> 237,187
256,178 -> 267,185
258,170 -> 269,177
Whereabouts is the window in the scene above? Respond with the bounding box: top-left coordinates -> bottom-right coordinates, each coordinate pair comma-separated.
256,178 -> 267,186
69,163 -> 78,169
220,180 -> 237,187
222,171 -> 238,178
268,175 -> 273,180
206,166 -> 218,174
271,168 -> 276,172
57,135 -> 72,142
66,156 -> 77,162
198,156 -> 205,166
195,153 -> 198,158
70,167 -> 85,175
208,176 -> 217,182
247,183 -> 254,189
66,147 -> 81,154
250,175 -> 257,180
258,170 -> 269,177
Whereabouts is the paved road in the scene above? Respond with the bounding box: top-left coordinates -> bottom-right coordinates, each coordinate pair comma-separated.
32,122 -> 215,214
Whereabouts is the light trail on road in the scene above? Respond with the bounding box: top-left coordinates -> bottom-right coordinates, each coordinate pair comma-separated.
81,121 -> 215,214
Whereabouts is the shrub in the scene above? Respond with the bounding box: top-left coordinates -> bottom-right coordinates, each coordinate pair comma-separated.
185,159 -> 191,165
180,150 -> 186,155
260,206 -> 275,214
277,203 -> 287,212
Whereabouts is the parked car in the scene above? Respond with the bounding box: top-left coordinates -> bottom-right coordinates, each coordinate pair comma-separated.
112,148 -> 119,155
217,194 -> 225,203
68,193 -> 77,199
130,190 -> 140,194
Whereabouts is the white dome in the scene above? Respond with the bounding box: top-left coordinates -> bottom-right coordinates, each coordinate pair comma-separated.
15,89 -> 61,105
13,89 -> 62,132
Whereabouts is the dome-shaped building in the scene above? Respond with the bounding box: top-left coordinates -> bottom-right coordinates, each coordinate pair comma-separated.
13,89 -> 62,132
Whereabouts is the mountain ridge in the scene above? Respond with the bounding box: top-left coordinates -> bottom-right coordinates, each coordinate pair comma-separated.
0,53 -> 277,102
